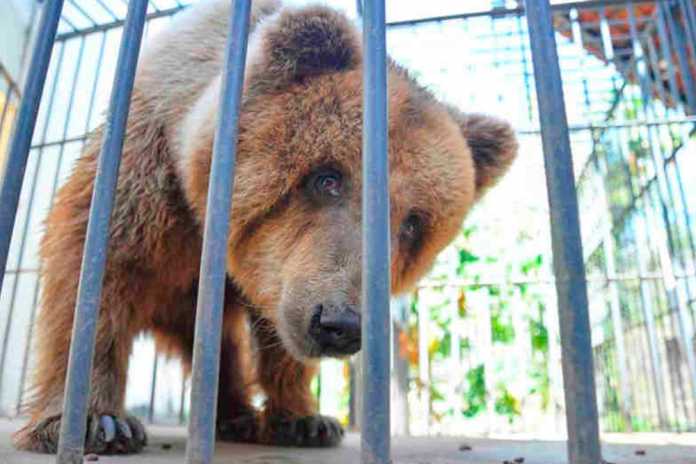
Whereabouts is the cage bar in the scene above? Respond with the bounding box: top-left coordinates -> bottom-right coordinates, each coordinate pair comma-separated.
524,0 -> 602,463
360,0 -> 391,463
55,0 -> 149,462
183,1 -> 252,463
0,0 -> 64,298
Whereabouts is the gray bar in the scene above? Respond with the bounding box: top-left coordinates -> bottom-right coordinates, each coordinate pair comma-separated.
664,2 -> 696,114
184,1 -> 252,463
0,0 -> 64,295
361,0 -> 391,463
523,1 -> 602,463
55,0 -> 149,462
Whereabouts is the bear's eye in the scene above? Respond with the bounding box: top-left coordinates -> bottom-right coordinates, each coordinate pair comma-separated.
310,169 -> 343,199
400,213 -> 423,246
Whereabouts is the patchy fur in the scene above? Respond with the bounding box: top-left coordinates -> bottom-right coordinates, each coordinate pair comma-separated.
14,0 -> 517,454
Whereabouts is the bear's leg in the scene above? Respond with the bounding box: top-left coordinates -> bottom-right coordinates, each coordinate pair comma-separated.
215,304 -> 258,443
156,284 -> 257,444
249,314 -> 345,447
13,271 -> 146,455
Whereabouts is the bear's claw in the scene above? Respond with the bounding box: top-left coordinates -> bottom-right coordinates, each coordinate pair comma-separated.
85,414 -> 147,454
217,412 -> 260,443
14,413 -> 146,455
217,412 -> 344,447
264,413 -> 344,448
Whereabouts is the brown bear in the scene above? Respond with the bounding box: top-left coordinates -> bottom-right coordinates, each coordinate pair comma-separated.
13,0 -> 517,455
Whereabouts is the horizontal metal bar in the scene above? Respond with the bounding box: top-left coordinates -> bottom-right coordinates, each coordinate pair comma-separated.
67,0 -> 99,28
0,0 -> 64,301
517,116 -> 696,135
55,0 -> 149,462
30,134 -> 90,150
55,5 -> 187,42
524,0 -> 601,463
184,1 -> 252,463
52,0 -> 671,41
387,0 -> 670,28
417,272 -> 696,288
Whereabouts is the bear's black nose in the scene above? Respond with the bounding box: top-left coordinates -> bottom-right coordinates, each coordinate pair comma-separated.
310,304 -> 361,356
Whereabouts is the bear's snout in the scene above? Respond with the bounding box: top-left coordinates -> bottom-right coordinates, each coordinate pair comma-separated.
308,304 -> 361,356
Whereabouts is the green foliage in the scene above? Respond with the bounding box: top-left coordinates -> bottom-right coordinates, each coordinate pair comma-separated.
529,317 -> 548,353
491,306 -> 515,343
462,365 -> 487,418
456,249 -> 480,276
520,254 -> 543,275
494,388 -> 521,423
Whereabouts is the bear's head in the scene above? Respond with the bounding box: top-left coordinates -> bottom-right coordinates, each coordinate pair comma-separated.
182,5 -> 517,361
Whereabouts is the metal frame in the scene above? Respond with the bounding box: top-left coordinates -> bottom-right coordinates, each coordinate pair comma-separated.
2,0 -> 696,463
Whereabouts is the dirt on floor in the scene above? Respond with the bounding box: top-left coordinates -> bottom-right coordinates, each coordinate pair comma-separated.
1,418 -> 695,464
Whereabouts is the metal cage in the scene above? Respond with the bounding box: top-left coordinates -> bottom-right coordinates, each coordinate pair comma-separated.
0,0 -> 695,463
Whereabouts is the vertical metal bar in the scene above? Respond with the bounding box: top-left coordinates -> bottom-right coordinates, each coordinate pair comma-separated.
184,1 -> 251,463
591,129 -> 632,431
361,0 -> 390,463
179,376 -> 187,425
516,14 -> 534,123
18,31 -> 109,413
148,355 -> 159,423
55,0 -> 149,462
654,4 -> 682,111
677,0 -> 696,63
664,2 -> 696,114
523,1 -> 601,463
0,0 -> 64,292
612,126 -> 670,429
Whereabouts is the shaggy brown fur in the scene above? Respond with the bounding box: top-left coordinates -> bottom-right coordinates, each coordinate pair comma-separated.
14,0 -> 517,454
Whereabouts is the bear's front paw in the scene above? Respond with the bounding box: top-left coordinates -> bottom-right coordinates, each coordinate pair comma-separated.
262,413 -> 345,448
13,413 -> 147,455
217,411 -> 260,443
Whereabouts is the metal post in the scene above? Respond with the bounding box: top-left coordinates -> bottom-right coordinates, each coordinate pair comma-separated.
0,0 -> 63,292
361,0 -> 391,463
184,1 -> 251,463
55,0 -> 149,462
148,355 -> 159,423
523,1 -> 602,463
664,2 -> 696,114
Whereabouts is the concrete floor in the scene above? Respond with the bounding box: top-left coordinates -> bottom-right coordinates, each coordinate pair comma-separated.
1,418 -> 695,464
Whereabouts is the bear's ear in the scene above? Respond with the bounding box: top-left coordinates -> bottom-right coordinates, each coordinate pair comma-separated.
454,112 -> 518,195
246,6 -> 361,94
